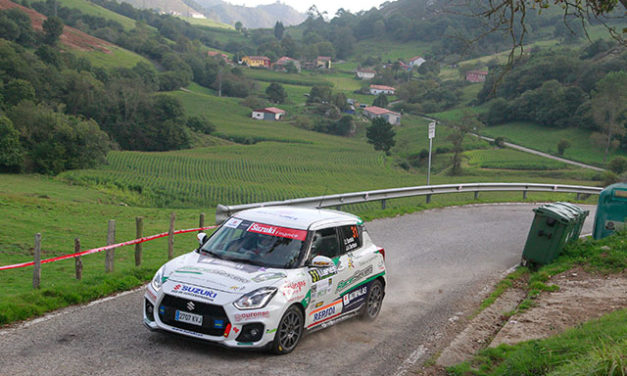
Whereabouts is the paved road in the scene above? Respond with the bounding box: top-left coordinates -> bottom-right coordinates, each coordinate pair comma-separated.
0,204 -> 596,376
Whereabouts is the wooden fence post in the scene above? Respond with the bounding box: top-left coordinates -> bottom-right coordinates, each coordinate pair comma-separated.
199,213 -> 205,231
33,233 -> 41,289
74,238 -> 82,280
105,220 -> 115,273
135,217 -> 143,267
168,212 -> 175,260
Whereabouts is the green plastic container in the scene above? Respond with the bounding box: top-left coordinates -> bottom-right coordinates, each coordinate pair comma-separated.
593,183 -> 627,240
521,203 -> 583,266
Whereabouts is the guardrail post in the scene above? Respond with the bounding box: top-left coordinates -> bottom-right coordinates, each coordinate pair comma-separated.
74,238 -> 82,280
199,213 -> 205,231
336,205 -> 341,210
426,194 -> 431,204
105,220 -> 115,273
135,217 -> 143,267
33,233 -> 41,289
576,193 -> 581,200
474,191 -> 479,200
523,191 -> 527,200
381,199 -> 386,210
168,212 -> 175,260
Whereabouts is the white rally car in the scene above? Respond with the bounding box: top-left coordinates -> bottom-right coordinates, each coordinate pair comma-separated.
143,206 -> 386,354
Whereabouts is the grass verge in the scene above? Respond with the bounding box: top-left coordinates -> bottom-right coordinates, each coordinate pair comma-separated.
447,231 -> 627,375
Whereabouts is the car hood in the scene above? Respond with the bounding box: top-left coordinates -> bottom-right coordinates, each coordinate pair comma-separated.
162,252 -> 289,301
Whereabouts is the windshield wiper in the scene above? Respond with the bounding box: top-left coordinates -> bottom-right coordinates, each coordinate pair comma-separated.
201,249 -> 223,259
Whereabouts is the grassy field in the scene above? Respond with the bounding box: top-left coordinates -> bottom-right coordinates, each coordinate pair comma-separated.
353,38 -> 430,62
57,0 -> 144,31
74,44 -> 151,68
177,16 -> 233,30
482,122 -> 627,166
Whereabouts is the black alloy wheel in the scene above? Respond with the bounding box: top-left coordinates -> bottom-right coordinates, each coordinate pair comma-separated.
272,306 -> 303,355
361,279 -> 384,321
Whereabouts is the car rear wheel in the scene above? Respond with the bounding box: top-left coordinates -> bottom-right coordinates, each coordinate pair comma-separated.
361,279 -> 384,321
271,305 -> 303,355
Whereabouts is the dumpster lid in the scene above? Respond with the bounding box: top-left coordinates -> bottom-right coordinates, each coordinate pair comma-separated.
533,203 -> 578,223
555,202 -> 590,217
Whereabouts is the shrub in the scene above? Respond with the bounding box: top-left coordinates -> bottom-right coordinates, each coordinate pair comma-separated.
608,156 -> 627,174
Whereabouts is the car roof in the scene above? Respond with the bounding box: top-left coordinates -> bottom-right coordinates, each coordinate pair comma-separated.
233,206 -> 362,230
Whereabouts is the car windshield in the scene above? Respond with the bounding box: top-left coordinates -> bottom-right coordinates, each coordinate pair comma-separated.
200,217 -> 308,269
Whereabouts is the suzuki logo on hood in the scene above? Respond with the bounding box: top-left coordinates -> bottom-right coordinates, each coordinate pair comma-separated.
187,301 -> 195,311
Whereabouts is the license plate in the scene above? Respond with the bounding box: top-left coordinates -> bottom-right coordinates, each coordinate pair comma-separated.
175,310 -> 203,326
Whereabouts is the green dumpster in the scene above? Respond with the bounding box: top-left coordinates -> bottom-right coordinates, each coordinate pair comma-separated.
521,203 -> 581,266
555,202 -> 590,242
593,183 -> 627,240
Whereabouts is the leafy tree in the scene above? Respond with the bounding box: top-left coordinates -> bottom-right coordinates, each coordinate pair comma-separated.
367,117 -> 396,155
307,85 -> 332,104
372,93 -> 388,108
608,156 -> 627,174
590,71 -> 627,161
234,21 -> 243,32
266,82 -> 287,104
446,112 -> 483,175
273,21 -> 285,40
332,92 -> 348,111
0,115 -> 23,172
557,139 -> 571,156
42,16 -> 64,45
2,79 -> 35,106
187,116 -> 215,135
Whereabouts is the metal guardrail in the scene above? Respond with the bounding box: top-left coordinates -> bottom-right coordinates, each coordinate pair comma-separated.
215,183 -> 603,224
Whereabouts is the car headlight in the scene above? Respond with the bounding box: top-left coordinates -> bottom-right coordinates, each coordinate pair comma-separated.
151,266 -> 166,291
233,287 -> 277,310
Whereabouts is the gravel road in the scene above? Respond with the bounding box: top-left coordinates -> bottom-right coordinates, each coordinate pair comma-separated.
0,204 -> 596,376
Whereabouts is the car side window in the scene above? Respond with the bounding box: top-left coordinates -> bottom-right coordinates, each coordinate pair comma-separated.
339,224 -> 362,254
310,227 -> 340,259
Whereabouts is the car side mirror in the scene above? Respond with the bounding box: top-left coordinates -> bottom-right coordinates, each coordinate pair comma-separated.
309,255 -> 334,268
197,232 -> 208,247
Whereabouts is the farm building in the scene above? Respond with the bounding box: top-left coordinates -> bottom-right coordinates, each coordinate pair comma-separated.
369,84 -> 396,95
208,51 -> 230,64
316,56 -> 332,69
252,107 -> 285,121
466,70 -> 488,82
273,56 -> 301,72
408,56 -> 426,67
356,68 -> 376,80
242,56 -> 271,68
363,106 -> 401,125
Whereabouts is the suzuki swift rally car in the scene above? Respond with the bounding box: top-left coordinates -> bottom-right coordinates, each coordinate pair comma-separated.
143,206 -> 386,354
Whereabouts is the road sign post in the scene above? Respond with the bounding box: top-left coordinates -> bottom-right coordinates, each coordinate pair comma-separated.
427,121 -> 436,203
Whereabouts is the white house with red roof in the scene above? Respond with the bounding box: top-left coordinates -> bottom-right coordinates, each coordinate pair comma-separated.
408,56 -> 426,67
356,68 -> 376,80
369,84 -> 396,95
363,106 -> 401,125
252,107 -> 285,121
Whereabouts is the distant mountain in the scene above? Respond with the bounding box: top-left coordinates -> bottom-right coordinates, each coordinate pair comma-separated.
120,0 -> 306,29
195,0 -> 306,28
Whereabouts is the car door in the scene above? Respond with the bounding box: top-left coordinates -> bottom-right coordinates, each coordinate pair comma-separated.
305,226 -> 348,329
335,224 -> 374,314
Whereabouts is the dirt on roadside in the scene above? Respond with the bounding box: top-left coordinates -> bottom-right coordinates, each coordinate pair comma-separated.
413,268 -> 627,375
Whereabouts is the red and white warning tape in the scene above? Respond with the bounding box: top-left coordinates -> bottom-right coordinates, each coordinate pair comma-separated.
0,226 -> 217,271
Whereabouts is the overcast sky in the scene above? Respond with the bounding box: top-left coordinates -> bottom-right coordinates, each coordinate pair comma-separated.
222,1 -> 384,17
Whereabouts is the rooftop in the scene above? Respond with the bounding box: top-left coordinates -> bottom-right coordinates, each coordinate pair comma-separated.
369,84 -> 396,91
234,206 -> 361,230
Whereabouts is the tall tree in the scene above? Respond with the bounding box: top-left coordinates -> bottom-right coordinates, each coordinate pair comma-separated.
372,93 -> 388,108
367,117 -> 396,155
274,21 -> 285,40
590,71 -> 627,161
266,82 -> 287,104
0,116 -> 23,172
42,16 -> 64,45
446,111 -> 484,175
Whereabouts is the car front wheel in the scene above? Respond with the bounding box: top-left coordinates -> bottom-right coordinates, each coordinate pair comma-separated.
361,279 -> 384,321
271,305 -> 303,355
